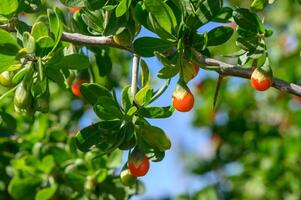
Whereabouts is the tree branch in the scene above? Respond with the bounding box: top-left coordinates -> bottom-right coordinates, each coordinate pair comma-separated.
61,32 -> 132,52
131,54 -> 140,95
1,24 -> 300,97
192,49 -> 301,97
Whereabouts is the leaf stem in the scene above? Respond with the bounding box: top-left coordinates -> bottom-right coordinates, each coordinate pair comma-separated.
0,85 -> 18,102
149,79 -> 171,104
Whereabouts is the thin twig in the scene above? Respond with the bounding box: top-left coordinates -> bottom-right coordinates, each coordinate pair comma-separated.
192,49 -> 301,97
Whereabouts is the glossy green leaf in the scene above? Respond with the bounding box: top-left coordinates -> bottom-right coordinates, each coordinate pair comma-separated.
251,0 -> 269,11
135,85 -> 153,106
116,0 -> 132,17
81,10 -> 104,33
31,22 -> 49,41
213,7 -> 233,23
206,26 -> 234,46
144,0 -> 177,34
80,83 -> 112,105
35,185 -> 57,200
47,8 -> 63,53
140,59 -> 150,88
75,120 -> 121,152
121,85 -> 133,112
157,66 -> 179,79
0,0 -> 18,15
94,97 -> 123,120
0,29 -> 20,72
118,123 -> 136,150
233,8 -> 265,33
59,54 -> 90,70
136,124 -> 171,151
23,32 -> 36,54
138,106 -> 174,119
195,0 -> 223,26
134,37 -> 175,57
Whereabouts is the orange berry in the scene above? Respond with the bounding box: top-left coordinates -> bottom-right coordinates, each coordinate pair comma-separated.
69,8 -> 81,13
251,68 -> 272,91
172,84 -> 194,112
71,80 -> 87,97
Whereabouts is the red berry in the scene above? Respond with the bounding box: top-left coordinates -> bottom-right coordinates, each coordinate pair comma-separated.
69,8 -> 80,13
251,68 -> 272,91
71,80 -> 87,97
172,83 -> 194,112
128,154 -> 150,177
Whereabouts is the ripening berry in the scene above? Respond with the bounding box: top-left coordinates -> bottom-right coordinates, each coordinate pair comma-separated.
71,80 -> 87,97
69,8 -> 80,13
128,149 -> 150,177
251,68 -> 272,91
172,83 -> 194,112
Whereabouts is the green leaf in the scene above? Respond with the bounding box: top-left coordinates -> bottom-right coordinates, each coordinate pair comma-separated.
195,0 -> 223,26
81,10 -> 104,33
19,0 -> 42,13
233,8 -> 265,33
95,50 -> 112,76
106,149 -> 123,168
136,124 -> 171,151
103,9 -> 128,36
135,85 -> 153,106
116,0 -> 132,17
35,185 -> 57,200
47,8 -> 63,53
121,85 -> 133,112
0,0 -> 18,15
0,30 -> 20,52
140,59 -> 150,88
144,0 -> 177,34
118,123 -> 136,150
36,36 -> 55,56
39,155 -> 55,174
212,7 -> 233,23
80,83 -> 112,105
94,97 -> 123,120
59,0 -> 85,7
8,176 -> 42,200
23,32 -> 36,54
251,0 -> 269,11
134,37 -> 175,57
139,106 -> 174,118
75,120 -> 121,152
31,22 -> 49,41
157,66 -> 179,79
0,111 -> 17,132
0,29 -> 20,72
59,54 -> 90,70
206,26 -> 234,46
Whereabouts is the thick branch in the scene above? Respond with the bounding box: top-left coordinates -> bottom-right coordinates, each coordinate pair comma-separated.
61,32 -> 132,52
192,50 -> 301,97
